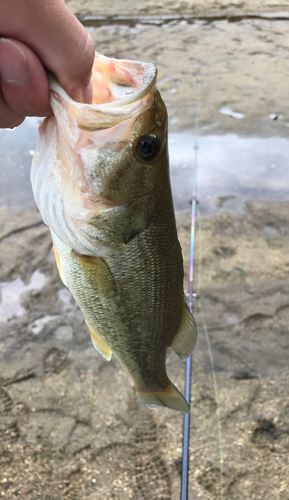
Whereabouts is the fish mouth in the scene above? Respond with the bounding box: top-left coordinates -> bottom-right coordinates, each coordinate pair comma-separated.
49,51 -> 157,132
32,52 -> 161,257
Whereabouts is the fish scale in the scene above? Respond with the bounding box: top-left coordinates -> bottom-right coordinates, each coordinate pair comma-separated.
31,51 -> 197,412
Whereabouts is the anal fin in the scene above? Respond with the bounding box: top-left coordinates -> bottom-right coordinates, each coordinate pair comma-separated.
86,322 -> 112,361
170,299 -> 197,361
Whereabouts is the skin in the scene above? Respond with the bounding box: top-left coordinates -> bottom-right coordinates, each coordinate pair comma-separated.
0,0 -> 95,128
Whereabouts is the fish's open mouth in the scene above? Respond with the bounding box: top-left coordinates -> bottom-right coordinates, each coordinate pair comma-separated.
49,52 -> 157,132
31,51 -> 165,257
90,52 -> 157,107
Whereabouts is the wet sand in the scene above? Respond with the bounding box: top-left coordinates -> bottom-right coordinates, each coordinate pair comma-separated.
1,2 -> 289,499
1,201 -> 289,499
67,0 -> 288,18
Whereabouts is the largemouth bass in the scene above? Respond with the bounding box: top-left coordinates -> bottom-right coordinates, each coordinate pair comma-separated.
31,52 -> 197,413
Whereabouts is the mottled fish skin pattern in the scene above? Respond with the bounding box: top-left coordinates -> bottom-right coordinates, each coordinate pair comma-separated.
31,53 -> 197,413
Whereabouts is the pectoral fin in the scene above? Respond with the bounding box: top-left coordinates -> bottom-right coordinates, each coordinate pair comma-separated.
170,299 -> 197,361
53,243 -> 67,286
86,322 -> 112,361
74,253 -> 117,298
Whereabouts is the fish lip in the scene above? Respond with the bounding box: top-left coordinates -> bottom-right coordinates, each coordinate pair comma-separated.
49,51 -> 157,110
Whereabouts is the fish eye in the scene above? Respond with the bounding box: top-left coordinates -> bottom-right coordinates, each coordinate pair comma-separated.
136,134 -> 161,161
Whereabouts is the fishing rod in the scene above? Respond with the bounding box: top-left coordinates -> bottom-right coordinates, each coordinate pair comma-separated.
180,73 -> 200,500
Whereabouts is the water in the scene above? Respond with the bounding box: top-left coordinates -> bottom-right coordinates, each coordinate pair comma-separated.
1,120 -> 288,215
0,270 -> 47,323
169,132 -> 289,213
0,117 -> 40,209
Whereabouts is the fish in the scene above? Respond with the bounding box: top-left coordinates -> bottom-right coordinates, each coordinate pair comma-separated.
31,51 -> 197,413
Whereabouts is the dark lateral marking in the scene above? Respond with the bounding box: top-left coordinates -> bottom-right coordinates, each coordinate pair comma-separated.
123,229 -> 140,244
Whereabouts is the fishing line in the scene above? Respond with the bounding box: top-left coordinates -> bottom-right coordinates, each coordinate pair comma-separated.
180,73 -> 200,500
196,212 -> 224,500
180,74 -> 224,500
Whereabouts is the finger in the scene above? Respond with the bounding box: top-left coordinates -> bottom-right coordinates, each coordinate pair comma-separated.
0,86 -> 24,128
0,38 -> 52,119
0,0 -> 95,103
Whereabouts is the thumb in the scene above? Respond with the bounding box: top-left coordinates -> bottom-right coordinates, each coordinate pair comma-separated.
0,0 -> 95,103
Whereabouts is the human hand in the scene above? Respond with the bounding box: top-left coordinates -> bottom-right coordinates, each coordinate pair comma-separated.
0,0 -> 95,128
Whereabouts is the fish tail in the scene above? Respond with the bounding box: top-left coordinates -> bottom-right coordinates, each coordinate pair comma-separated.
133,382 -> 189,413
